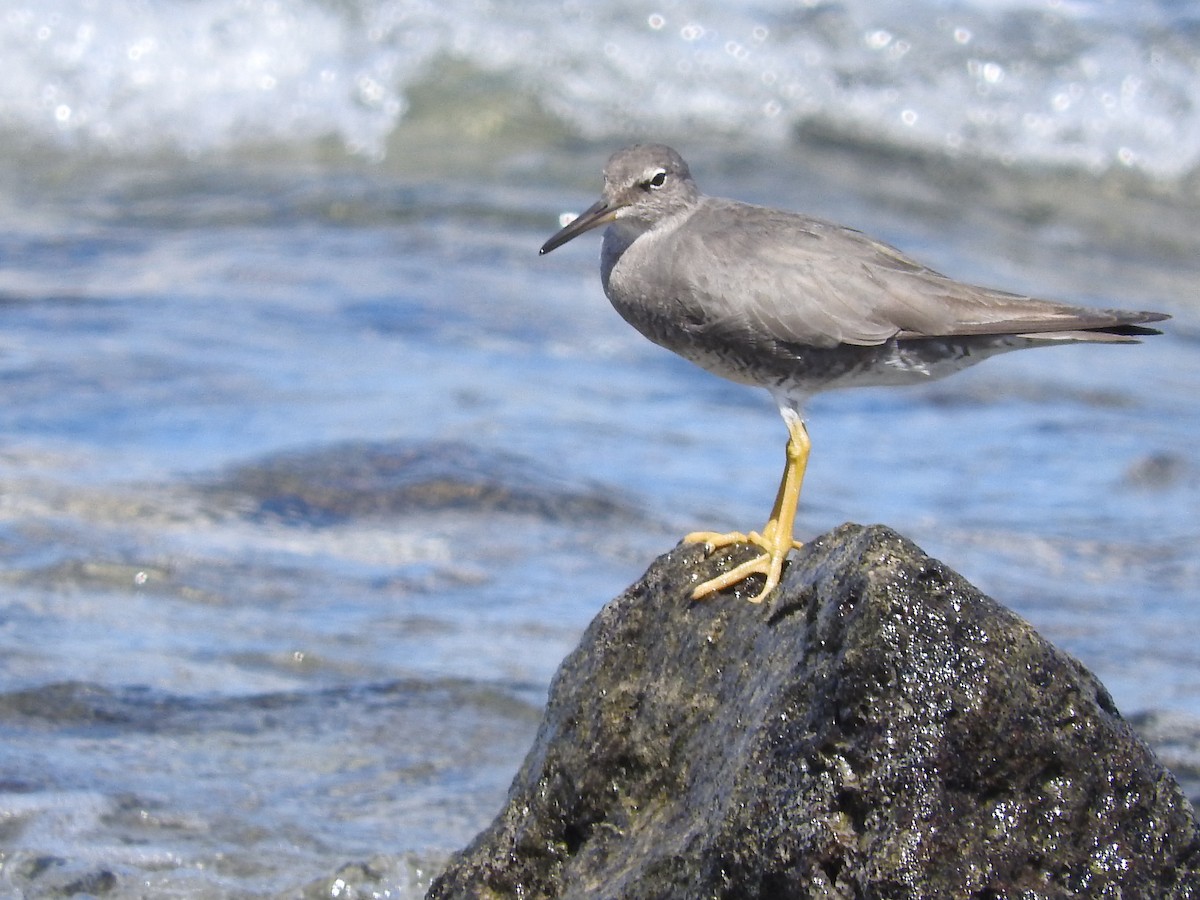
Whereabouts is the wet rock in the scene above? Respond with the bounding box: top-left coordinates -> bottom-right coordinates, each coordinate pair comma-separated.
427,523 -> 1200,899
5,854 -> 119,897
1124,451 -> 1193,489
208,440 -> 635,526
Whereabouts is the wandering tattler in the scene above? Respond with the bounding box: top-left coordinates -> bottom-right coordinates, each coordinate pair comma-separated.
539,143 -> 1168,603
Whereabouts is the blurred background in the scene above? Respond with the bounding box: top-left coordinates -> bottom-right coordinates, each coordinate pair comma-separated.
0,0 -> 1197,895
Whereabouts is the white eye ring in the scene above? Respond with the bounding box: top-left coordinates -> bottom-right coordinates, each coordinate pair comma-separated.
644,170 -> 667,190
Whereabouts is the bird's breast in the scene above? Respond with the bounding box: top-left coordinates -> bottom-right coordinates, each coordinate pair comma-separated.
603,237 -> 699,347
600,240 -> 771,387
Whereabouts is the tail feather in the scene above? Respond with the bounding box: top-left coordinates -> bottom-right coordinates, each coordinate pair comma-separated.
1019,318 -> 1167,344
1098,324 -> 1165,338
998,307 -> 1170,340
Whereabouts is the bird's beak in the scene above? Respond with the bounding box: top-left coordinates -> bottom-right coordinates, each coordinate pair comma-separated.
539,198 -> 619,255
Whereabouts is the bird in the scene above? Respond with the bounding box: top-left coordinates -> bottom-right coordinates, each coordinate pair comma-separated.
538,143 -> 1168,604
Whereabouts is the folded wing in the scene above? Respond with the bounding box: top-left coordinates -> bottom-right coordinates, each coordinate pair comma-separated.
665,200 -> 1167,349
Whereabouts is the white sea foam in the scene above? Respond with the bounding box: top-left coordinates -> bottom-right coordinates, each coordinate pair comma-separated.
0,0 -> 1196,177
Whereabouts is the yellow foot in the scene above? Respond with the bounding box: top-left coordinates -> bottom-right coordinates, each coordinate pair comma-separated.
684,530 -> 804,603
683,529 -> 754,549
683,406 -> 811,604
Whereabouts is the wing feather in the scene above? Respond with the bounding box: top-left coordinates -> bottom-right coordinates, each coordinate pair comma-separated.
659,200 -> 1165,348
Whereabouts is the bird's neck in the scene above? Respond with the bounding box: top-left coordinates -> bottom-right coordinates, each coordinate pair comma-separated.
606,217 -> 651,250
603,206 -> 691,255
601,208 -> 693,286
599,220 -> 643,282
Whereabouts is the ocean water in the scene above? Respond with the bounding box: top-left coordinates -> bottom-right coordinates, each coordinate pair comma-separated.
0,0 -> 1197,896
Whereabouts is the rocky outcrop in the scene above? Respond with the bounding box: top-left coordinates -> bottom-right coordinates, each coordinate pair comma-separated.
428,523 -> 1200,899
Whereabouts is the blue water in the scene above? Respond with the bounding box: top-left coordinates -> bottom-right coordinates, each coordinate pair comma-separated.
0,0 -> 1198,896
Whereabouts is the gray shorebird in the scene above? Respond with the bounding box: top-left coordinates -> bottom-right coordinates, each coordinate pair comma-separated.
539,143 -> 1168,603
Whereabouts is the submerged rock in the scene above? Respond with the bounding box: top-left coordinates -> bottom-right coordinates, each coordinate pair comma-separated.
208,440 -> 635,526
427,523 -> 1200,899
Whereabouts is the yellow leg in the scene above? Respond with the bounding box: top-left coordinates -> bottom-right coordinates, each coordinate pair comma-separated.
685,412 -> 810,603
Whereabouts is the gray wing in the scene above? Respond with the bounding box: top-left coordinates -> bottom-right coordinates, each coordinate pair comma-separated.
666,199 -> 1164,348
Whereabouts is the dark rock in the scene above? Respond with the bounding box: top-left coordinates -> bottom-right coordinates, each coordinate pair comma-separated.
62,868 -> 118,896
7,855 -> 119,897
207,440 -> 635,526
427,523 -> 1200,899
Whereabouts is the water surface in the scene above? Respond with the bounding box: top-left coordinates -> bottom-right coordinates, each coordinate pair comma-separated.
0,0 -> 1197,895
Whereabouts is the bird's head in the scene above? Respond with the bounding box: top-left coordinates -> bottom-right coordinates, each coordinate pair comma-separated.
539,143 -> 699,255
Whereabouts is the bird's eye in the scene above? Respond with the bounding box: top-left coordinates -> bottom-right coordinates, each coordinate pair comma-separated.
643,170 -> 667,190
